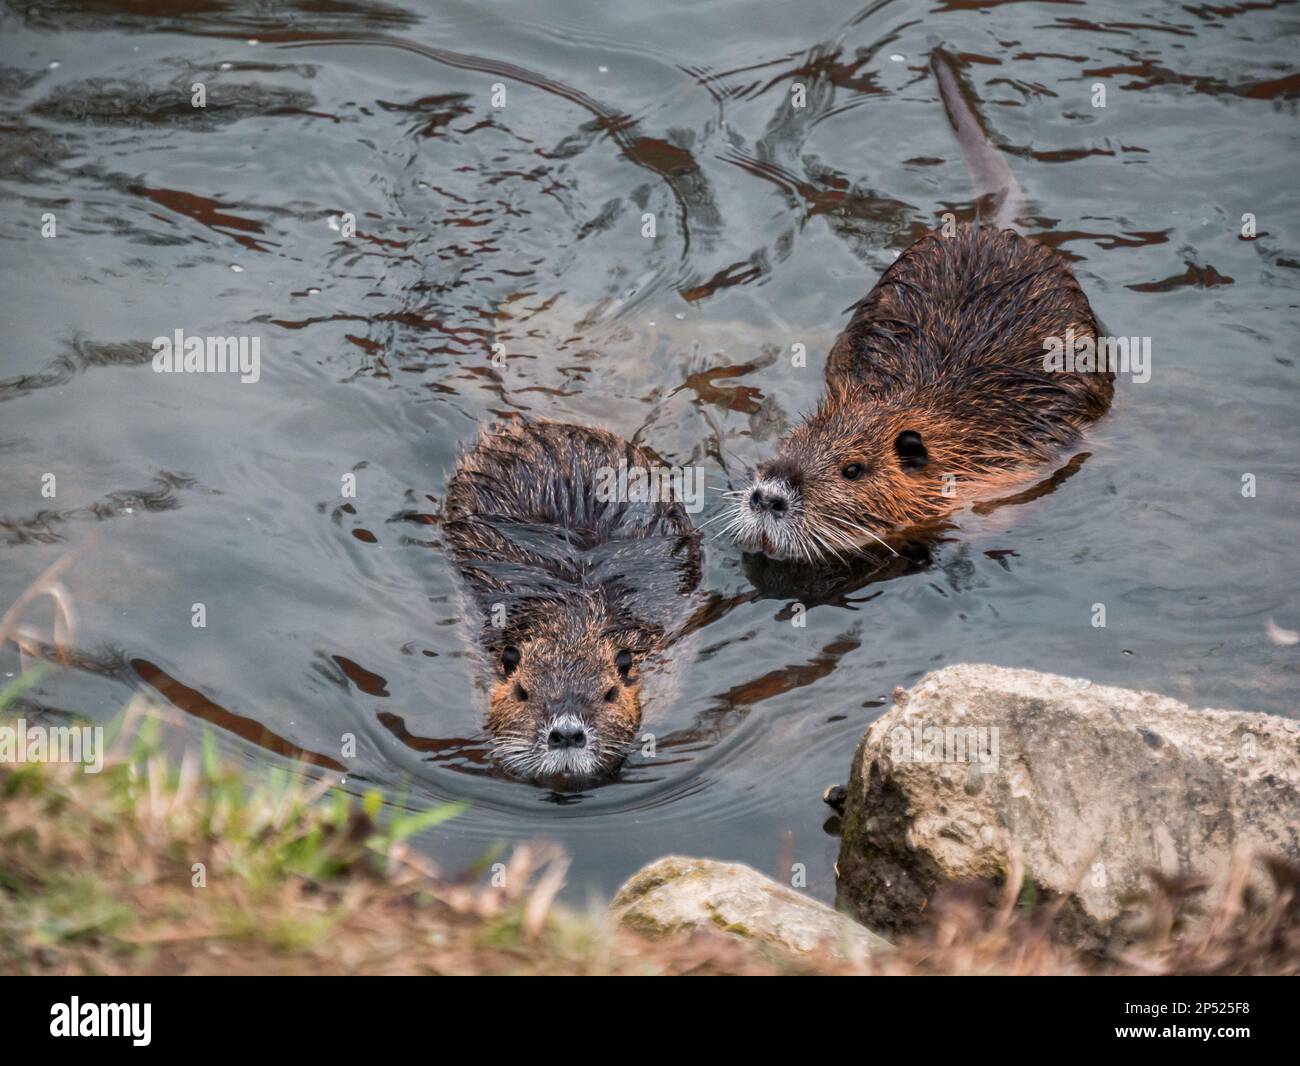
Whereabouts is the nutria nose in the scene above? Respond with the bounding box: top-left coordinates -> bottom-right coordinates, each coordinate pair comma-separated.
749,487 -> 788,516
547,723 -> 587,750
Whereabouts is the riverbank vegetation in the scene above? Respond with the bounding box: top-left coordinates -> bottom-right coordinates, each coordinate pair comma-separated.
1,692 -> 1295,976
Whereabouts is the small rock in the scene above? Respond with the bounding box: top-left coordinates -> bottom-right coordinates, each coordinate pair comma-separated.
611,856 -> 890,961
823,784 -> 847,813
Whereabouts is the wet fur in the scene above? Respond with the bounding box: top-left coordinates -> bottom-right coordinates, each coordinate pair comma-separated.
729,51 -> 1112,562
812,225 -> 1111,520
444,418 -> 701,784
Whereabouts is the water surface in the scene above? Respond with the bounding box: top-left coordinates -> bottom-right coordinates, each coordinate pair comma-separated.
2,0 -> 1298,903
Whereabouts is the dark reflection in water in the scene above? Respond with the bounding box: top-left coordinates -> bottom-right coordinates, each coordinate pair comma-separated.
132,658 -> 347,771
2,0 -> 1297,904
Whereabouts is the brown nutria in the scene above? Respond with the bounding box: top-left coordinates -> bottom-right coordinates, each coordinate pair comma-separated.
726,49 -> 1112,563
443,417 -> 701,788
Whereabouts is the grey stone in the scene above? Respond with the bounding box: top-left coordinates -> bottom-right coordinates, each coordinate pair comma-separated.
835,664 -> 1300,944
611,855 -> 890,960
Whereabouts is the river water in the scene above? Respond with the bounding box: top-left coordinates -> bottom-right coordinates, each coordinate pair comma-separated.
2,0 -> 1297,904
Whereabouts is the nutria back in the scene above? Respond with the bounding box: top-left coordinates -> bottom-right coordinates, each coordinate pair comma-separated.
826,224 -> 1113,448
444,418 -> 701,651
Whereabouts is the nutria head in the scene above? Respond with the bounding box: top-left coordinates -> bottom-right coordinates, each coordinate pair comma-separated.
726,384 -> 970,562
486,597 -> 644,788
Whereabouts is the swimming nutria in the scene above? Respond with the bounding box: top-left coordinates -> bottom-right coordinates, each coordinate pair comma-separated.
443,418 -> 701,788
726,49 -> 1112,563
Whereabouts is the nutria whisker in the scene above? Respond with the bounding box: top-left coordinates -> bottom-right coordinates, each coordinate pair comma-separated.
821,525 -> 869,563
697,510 -> 739,530
495,722 -> 629,783
791,519 -> 826,565
804,522 -> 848,565
708,516 -> 751,544
812,539 -> 845,566
819,512 -> 901,559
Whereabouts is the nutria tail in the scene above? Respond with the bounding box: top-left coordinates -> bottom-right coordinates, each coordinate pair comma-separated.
931,47 -> 1024,232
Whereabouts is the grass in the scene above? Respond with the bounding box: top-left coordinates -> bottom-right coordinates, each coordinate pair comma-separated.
1,685 -> 1297,975
0,692 -> 812,975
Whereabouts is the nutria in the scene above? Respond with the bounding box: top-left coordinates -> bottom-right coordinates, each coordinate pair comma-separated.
443,418 -> 701,788
726,49 -> 1112,563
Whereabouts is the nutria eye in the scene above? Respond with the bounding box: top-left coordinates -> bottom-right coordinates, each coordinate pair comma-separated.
841,463 -> 865,481
604,686 -> 618,702
501,646 -> 521,676
513,683 -> 528,701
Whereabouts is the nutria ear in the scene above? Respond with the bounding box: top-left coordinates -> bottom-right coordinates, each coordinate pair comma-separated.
894,430 -> 929,470
501,646 -> 521,675
615,649 -> 634,678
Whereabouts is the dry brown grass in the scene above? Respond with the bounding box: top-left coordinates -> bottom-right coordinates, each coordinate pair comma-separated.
865,850 -> 1300,976
0,702 -> 816,976
3,710 -> 1296,977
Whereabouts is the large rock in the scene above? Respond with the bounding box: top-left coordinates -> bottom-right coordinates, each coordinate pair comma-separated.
611,856 -> 890,961
835,664 -> 1300,944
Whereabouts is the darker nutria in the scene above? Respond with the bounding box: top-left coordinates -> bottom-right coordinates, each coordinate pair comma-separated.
727,49 -> 1112,563
443,418 -> 701,788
